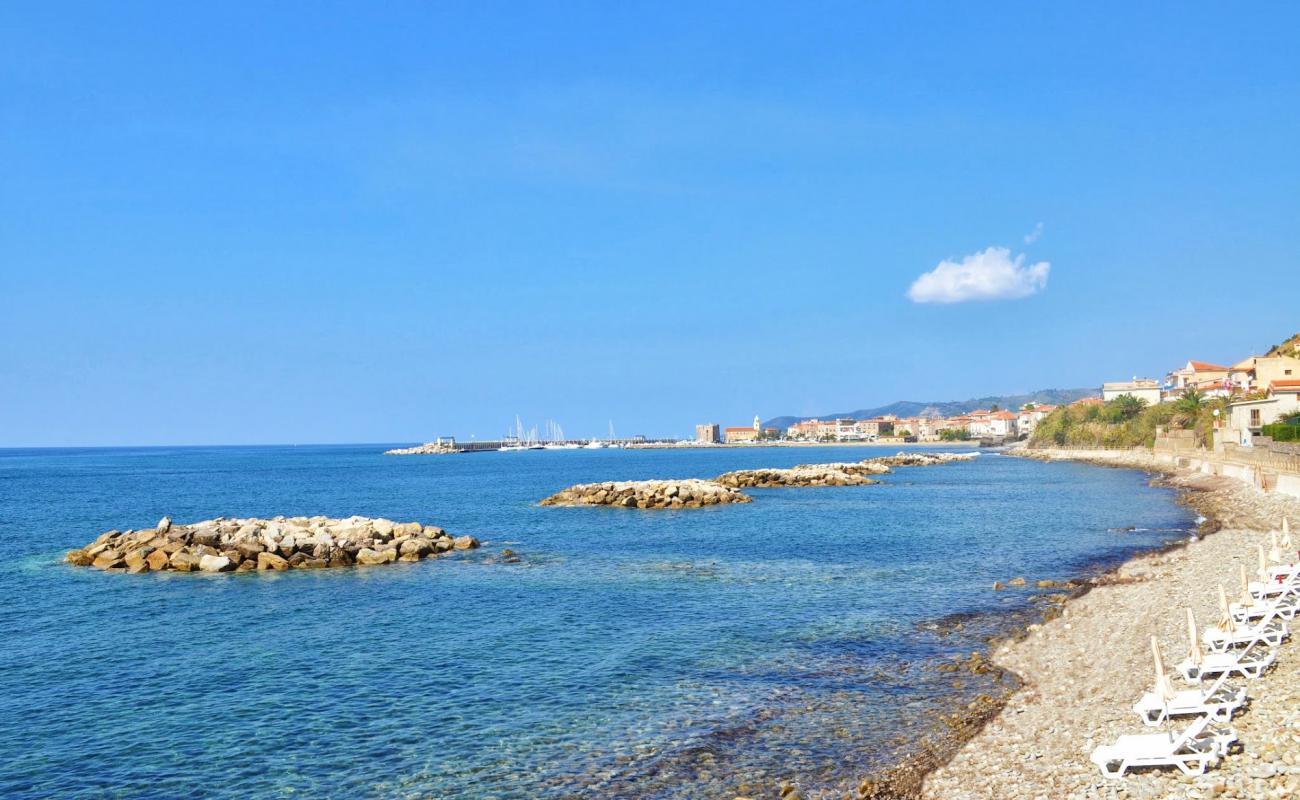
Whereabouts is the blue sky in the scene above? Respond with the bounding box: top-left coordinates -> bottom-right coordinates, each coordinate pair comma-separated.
2,3 -> 1298,446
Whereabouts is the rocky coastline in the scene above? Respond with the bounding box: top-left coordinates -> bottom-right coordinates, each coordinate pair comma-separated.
539,479 -> 753,508
905,449 -> 1300,800
64,515 -> 480,574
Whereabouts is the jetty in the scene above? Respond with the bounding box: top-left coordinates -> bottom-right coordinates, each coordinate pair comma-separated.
386,436 -> 679,454
65,515 -> 479,574
540,480 -> 751,508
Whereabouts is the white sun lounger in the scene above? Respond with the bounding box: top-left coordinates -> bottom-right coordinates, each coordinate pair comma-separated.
1201,618 -> 1287,653
1178,648 -> 1275,682
1091,715 -> 1234,778
1132,672 -> 1246,726
1252,574 -> 1300,602
1231,594 -> 1298,624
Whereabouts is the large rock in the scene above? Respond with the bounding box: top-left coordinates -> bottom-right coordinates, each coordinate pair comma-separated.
191,529 -> 220,547
198,554 -> 233,573
146,549 -> 171,571
65,549 -> 93,567
169,550 -> 199,572
355,548 -> 389,566
257,552 -> 289,571
400,538 -> 432,557
453,536 -> 480,550
123,548 -> 152,573
92,549 -> 124,570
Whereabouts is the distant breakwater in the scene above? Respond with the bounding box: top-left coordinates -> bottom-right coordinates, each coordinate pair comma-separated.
65,515 -> 480,574
539,479 -> 752,509
540,451 -> 978,508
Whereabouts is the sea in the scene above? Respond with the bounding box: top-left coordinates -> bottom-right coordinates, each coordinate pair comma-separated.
0,444 -> 1195,799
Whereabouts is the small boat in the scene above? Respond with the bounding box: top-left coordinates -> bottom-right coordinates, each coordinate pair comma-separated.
584,440 -> 605,449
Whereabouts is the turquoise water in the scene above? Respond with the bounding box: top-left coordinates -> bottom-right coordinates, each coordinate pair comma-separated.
0,445 -> 1193,798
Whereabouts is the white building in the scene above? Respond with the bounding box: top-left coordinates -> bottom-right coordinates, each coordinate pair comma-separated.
1102,379 -> 1163,405
1226,380 -> 1300,444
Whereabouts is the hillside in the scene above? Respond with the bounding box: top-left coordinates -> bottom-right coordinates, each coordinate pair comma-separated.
763,388 -> 1097,430
1266,331 -> 1300,357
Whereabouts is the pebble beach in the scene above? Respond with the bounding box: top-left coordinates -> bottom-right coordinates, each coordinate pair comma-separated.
920,450 -> 1300,800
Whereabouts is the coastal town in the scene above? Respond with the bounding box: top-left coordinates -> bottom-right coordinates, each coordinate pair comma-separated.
695,334 -> 1300,452
695,406 -> 1054,445
1102,341 -> 1300,446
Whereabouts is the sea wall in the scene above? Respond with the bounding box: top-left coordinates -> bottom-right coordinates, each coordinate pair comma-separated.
65,515 -> 479,574
1024,444 -> 1300,500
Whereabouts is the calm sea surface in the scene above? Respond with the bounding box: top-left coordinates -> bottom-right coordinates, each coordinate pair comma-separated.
0,445 -> 1193,799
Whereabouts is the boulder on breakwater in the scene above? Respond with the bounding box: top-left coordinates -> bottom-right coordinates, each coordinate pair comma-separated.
385,442 -> 461,455
715,464 -> 882,488
866,451 -> 978,468
64,515 -> 479,574
539,479 -> 751,509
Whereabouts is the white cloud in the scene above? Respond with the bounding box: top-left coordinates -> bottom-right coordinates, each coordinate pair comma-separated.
1023,222 -> 1044,244
906,246 -> 1050,304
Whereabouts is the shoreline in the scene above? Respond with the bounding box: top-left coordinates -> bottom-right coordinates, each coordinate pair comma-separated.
626,440 -> 981,450
908,447 -> 1300,800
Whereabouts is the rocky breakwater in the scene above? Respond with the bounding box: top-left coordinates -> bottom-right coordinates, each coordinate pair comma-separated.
64,515 -> 480,574
868,451 -> 978,468
715,464 -> 883,488
384,441 -> 461,455
539,479 -> 752,509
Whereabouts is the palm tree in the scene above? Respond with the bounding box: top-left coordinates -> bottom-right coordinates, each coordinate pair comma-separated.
1174,388 -> 1204,415
1170,388 -> 1206,431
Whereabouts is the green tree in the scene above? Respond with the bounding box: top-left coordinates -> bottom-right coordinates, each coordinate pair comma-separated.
1171,388 -> 1205,430
1103,394 -> 1147,423
1174,388 -> 1205,415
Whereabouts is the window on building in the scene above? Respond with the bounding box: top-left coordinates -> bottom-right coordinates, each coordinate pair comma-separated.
1250,409 -> 1261,427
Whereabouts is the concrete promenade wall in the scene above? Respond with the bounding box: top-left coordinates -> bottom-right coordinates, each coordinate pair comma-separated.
1027,442 -> 1300,500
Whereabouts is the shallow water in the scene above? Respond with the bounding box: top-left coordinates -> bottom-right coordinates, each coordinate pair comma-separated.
0,445 -> 1193,798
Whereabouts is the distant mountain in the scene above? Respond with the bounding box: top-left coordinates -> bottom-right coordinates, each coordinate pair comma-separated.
763,388 -> 1098,430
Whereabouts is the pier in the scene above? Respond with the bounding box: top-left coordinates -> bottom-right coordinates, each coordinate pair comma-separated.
387,436 -> 681,454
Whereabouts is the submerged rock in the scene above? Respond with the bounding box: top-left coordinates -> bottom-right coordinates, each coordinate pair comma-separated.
65,515 -> 480,576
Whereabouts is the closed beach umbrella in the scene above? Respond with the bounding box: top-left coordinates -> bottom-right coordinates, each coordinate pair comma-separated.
1271,531 -> 1284,564
1187,608 -> 1203,666
1259,545 -> 1271,583
1151,635 -> 1176,701
1218,584 -> 1238,632
1239,563 -> 1255,608
1284,517 -> 1294,554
